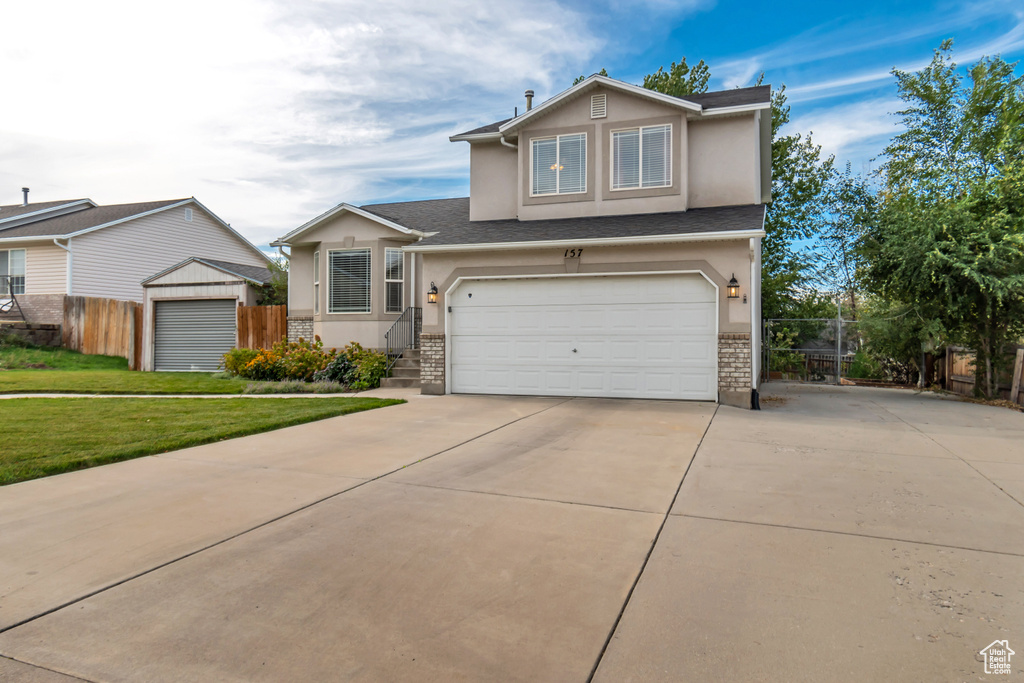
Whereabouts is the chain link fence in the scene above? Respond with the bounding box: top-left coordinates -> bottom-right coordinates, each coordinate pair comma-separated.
763,318 -> 862,384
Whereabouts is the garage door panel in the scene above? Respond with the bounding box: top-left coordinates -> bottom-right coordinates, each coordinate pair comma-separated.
450,275 -> 720,400
154,299 -> 236,372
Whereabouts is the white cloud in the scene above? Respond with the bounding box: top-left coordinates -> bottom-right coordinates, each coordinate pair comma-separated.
0,0 -> 601,246
789,98 -> 903,164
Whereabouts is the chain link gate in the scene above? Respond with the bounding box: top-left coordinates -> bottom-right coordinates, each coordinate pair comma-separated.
762,317 -> 861,385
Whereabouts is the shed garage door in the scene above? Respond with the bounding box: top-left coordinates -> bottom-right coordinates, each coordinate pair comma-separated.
154,299 -> 237,372
450,274 -> 717,400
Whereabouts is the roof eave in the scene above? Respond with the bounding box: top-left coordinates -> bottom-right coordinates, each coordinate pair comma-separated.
141,256 -> 268,286
449,132 -> 506,143
693,102 -> 772,118
404,228 -> 766,254
273,202 -> 426,246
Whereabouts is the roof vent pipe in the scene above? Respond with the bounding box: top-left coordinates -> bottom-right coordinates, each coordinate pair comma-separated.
525,89 -> 534,111
21,187 -> 29,206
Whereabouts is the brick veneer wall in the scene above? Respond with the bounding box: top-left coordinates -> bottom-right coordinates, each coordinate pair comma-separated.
718,333 -> 752,408
16,294 -> 65,325
287,316 -> 313,342
420,333 -> 445,395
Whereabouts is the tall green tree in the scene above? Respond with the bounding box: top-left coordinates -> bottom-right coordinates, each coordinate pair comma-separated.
641,58 -> 710,97
813,163 -> 875,316
863,42 -> 1024,396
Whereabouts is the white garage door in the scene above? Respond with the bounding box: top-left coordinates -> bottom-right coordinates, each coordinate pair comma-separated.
154,299 -> 237,372
450,274 -> 717,400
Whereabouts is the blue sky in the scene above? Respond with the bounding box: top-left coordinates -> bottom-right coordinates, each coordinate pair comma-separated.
1,0 -> 1022,248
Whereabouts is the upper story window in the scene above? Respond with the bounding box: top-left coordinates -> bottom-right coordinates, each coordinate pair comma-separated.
611,124 -> 672,190
531,133 -> 586,196
384,248 -> 403,313
0,249 -> 26,297
328,248 -> 370,314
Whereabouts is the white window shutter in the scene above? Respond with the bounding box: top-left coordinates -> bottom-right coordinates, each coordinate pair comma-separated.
591,94 -> 607,119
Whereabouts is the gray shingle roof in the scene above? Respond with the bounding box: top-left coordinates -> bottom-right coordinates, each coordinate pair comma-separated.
197,258 -> 273,284
0,200 -> 91,223
361,197 -> 764,247
681,85 -> 771,109
453,84 -> 771,139
0,199 -> 186,239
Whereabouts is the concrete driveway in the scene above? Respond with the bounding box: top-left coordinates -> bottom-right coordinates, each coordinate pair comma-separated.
0,385 -> 1021,681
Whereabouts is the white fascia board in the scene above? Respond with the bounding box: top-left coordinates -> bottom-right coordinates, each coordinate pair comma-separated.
0,199 -> 96,227
404,229 -> 766,253
0,234 -> 68,244
449,132 -> 505,143
272,203 -> 425,245
498,75 -> 702,135
693,102 -> 771,117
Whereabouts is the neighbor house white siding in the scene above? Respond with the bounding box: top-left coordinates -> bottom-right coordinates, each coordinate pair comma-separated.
72,205 -> 267,302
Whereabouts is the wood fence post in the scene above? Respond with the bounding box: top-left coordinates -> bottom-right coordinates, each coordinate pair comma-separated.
1011,348 -> 1024,405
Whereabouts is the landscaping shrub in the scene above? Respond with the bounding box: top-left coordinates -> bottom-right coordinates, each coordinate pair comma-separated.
313,354 -> 354,384
222,348 -> 259,376
343,342 -> 389,391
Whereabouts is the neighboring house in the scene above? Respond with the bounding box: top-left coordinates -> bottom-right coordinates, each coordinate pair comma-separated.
0,195 -> 269,324
273,75 -> 770,408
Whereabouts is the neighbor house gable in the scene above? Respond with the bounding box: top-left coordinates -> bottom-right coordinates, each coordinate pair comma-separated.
271,202 -> 430,248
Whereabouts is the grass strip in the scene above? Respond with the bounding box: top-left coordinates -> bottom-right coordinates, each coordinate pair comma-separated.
0,396 -> 403,485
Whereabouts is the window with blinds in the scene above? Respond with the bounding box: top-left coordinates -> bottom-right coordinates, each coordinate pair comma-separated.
0,249 -> 26,297
611,124 -> 671,190
531,133 -> 587,196
385,248 -> 403,313
328,249 -> 371,313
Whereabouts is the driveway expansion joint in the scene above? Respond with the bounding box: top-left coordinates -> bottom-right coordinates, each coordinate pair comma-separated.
586,403 -> 719,683
676,513 -> 1024,557
0,654 -> 95,682
385,480 -> 660,515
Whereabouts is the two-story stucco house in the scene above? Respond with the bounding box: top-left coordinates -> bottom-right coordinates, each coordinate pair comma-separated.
273,75 -> 770,408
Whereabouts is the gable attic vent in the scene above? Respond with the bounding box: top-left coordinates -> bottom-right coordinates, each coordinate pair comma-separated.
184,208 -> 193,222
591,93 -> 607,119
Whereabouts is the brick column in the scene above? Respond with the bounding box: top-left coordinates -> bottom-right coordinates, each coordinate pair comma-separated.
420,333 -> 445,395
287,316 -> 313,342
718,333 -> 752,409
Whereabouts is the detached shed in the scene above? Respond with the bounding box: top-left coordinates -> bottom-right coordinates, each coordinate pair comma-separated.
141,257 -> 272,372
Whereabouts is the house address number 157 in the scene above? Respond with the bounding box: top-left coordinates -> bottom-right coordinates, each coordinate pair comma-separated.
564,248 -> 583,258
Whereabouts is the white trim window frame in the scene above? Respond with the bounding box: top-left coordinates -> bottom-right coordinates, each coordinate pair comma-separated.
610,123 -> 672,191
0,248 -> 26,297
530,132 -> 587,196
384,247 -> 404,314
312,251 -> 320,316
327,248 -> 371,314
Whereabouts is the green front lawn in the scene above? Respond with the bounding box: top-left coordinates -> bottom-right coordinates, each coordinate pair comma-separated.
0,344 -> 248,394
1,396 -> 403,485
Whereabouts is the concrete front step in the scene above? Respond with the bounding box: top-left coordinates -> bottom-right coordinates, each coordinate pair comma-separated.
380,376 -> 421,389
389,367 -> 421,379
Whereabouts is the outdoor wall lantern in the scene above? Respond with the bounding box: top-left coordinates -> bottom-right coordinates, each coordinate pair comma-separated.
427,282 -> 439,304
727,274 -> 740,299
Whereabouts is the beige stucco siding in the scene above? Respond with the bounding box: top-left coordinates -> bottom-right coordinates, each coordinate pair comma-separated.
687,116 -> 761,208
470,143 -> 517,220
17,242 -> 67,294
284,212 -> 419,349
71,205 -> 267,302
417,239 -> 754,337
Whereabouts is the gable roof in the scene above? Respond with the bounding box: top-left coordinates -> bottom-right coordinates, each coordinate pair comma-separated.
142,257 -> 273,286
271,201 -> 433,246
0,197 -> 269,262
452,76 -> 772,142
0,199 -> 94,226
0,199 -> 185,239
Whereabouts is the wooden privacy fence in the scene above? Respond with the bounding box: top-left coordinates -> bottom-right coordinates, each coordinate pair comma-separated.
63,296 -> 142,370
942,345 -> 1024,404
236,304 -> 287,350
